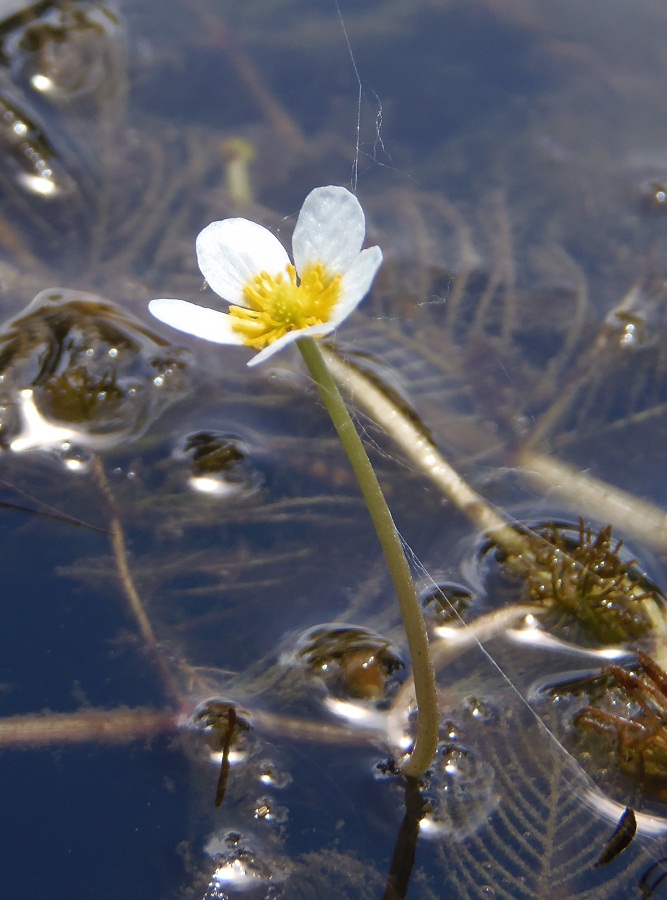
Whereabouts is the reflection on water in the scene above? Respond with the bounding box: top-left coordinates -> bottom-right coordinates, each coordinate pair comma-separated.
0,288 -> 190,455
2,0 -> 667,897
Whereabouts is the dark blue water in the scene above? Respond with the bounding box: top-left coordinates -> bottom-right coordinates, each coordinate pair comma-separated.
1,1 -> 667,898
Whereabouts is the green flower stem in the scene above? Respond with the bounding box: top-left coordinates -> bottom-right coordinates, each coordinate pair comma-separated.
297,336 -> 438,777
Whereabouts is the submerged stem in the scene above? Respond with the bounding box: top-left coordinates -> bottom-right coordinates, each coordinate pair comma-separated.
320,346 -> 532,560
298,336 -> 438,776
91,455 -> 182,706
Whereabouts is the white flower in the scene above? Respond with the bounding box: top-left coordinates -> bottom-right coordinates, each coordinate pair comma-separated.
149,185 -> 382,366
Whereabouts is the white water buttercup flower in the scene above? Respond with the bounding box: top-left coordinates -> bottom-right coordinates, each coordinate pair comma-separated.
150,185 -> 438,776
149,185 -> 382,366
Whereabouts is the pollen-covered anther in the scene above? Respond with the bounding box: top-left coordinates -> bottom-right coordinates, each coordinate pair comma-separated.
231,263 -> 342,350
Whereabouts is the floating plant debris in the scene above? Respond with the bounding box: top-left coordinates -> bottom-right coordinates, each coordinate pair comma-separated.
0,288 -> 190,451
295,624 -> 404,701
187,699 -> 254,808
179,430 -> 263,499
420,581 -> 473,625
184,431 -> 247,474
214,704 -> 240,807
10,1 -> 121,101
190,699 -> 253,759
334,349 -> 436,446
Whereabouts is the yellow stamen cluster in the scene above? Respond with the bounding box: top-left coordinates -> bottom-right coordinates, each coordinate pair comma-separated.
230,263 -> 342,349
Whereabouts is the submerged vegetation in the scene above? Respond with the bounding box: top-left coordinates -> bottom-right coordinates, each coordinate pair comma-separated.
496,519 -> 667,645
576,652 -> 667,792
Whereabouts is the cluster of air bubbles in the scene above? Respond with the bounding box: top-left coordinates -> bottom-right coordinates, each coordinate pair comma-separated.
418,739 -> 499,840
0,93 -> 73,197
203,831 -> 281,898
185,707 -> 292,895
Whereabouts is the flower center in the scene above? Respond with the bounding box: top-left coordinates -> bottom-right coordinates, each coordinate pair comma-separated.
229,263 -> 342,349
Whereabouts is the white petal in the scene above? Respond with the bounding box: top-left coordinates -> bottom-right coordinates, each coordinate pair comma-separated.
246,322 -> 334,367
149,299 -> 246,345
246,244 -> 382,366
196,219 -> 291,305
292,186 -> 366,276
330,246 -> 383,326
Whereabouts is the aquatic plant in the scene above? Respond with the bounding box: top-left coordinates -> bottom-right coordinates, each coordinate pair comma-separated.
576,651 -> 667,791
149,185 -> 438,776
501,520 -> 667,645
149,185 -> 383,366
4,1 -> 667,896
